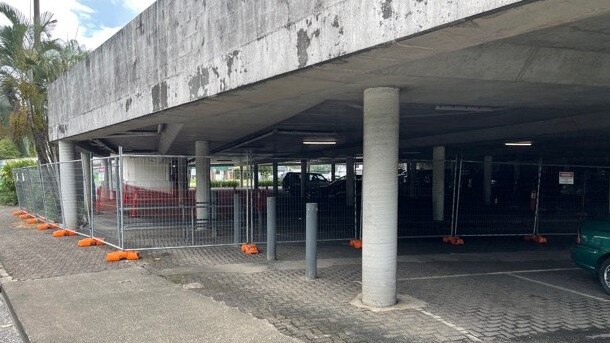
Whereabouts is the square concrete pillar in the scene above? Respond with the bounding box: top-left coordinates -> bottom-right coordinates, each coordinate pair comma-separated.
432,146 -> 445,221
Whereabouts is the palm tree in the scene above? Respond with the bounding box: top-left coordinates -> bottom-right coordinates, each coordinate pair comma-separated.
0,2 -> 87,164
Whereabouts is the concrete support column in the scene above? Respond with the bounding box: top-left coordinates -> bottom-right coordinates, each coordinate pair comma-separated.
300,159 -> 307,198
484,155 -> 493,205
59,141 -> 78,229
362,87 -> 399,308
346,156 -> 354,207
239,165 -> 244,187
196,141 -> 211,229
272,162 -> 279,196
432,146 -> 445,221
331,163 -> 336,181
80,152 -> 92,220
253,164 -> 259,190
408,162 -> 416,197
101,159 -> 110,190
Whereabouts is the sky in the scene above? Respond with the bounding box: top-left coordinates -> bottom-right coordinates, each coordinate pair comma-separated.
0,0 -> 156,50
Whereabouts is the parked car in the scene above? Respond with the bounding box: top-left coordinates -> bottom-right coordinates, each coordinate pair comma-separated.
309,175 -> 362,202
282,172 -> 329,195
571,219 -> 610,294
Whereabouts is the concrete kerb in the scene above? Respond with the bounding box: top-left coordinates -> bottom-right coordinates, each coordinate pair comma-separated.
0,260 -> 30,343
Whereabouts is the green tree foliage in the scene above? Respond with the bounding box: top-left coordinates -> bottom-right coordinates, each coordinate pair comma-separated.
0,158 -> 35,204
0,137 -> 20,158
0,3 -> 88,164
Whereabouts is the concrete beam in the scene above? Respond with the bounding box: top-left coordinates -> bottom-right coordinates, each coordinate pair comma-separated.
49,0 -> 610,143
158,124 -> 184,154
402,111 -> 610,147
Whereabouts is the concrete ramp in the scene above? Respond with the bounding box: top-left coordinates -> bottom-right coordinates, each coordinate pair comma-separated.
2,267 -> 299,343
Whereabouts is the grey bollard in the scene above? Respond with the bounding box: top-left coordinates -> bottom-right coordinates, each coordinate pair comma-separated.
233,192 -> 241,245
306,203 -> 318,280
267,197 -> 276,261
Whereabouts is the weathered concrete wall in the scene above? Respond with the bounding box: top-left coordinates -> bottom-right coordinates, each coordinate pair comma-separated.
48,0 -> 523,141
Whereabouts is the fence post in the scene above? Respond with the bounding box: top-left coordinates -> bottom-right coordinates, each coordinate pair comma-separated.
267,197 -> 276,261
306,202 -> 318,280
533,161 -> 542,236
81,152 -> 92,236
118,147 -> 125,249
90,155 -> 96,238
453,158 -> 463,237
233,191 -> 242,245
37,164 -> 48,221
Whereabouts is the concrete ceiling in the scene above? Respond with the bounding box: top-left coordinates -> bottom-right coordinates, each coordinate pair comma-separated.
82,7 -> 610,164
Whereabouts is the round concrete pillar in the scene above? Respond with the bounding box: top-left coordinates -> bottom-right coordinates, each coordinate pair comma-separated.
361,87 -> 399,308
59,141 -> 78,230
196,141 -> 211,229
432,146 -> 445,221
345,156 -> 355,207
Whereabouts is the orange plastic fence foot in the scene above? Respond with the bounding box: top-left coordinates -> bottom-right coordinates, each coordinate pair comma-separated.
106,251 -> 140,262
26,218 -> 38,224
19,214 -> 31,219
524,235 -> 547,244
241,244 -> 261,255
442,235 -> 464,245
77,238 -> 105,247
348,239 -> 362,249
36,223 -> 51,231
12,210 -> 24,216
52,229 -> 77,237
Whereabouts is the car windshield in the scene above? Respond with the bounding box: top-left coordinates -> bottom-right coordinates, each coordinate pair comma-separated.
310,174 -> 327,181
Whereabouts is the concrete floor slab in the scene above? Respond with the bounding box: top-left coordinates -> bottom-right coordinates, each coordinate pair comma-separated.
2,267 -> 298,343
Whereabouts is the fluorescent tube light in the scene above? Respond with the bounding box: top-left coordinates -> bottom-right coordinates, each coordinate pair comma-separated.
505,141 -> 532,146
303,141 -> 336,145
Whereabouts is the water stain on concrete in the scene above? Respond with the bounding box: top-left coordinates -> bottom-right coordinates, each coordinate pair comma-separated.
125,98 -> 132,112
297,29 -> 311,68
381,0 -> 394,19
188,66 -> 210,100
152,81 -> 169,112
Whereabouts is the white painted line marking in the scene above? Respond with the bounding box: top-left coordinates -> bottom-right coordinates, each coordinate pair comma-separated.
417,308 -> 482,342
397,268 -> 579,281
508,273 -> 610,303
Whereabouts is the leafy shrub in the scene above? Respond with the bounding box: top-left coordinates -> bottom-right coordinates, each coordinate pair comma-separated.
211,180 -> 240,188
0,159 -> 36,205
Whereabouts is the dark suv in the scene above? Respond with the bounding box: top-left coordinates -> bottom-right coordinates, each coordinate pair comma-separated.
282,172 -> 328,195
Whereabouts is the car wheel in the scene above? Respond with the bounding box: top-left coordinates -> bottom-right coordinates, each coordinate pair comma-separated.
599,257 -> 610,295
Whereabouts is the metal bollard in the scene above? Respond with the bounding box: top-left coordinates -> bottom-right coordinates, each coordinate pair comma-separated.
306,202 -> 318,280
233,191 -> 241,245
267,197 -> 276,261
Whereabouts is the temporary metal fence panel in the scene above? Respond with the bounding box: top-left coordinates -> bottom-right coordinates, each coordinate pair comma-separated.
454,161 -> 540,237
91,156 -> 121,248
398,160 -> 455,238
12,168 -> 29,213
537,165 -> 610,235
273,161 -> 358,243
39,163 -> 63,224
118,155 -> 248,250
17,153 -> 609,252
56,159 -> 91,236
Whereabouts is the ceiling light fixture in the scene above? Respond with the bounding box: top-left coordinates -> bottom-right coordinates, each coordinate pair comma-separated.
435,105 -> 497,112
303,140 -> 337,145
505,141 -> 532,146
